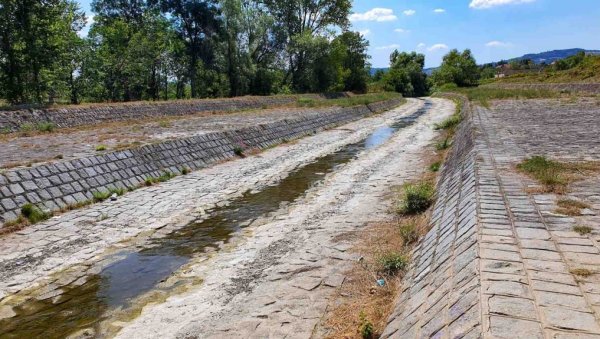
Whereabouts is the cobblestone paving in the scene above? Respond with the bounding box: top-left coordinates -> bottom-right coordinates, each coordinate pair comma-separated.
383,97 -> 600,338
114,98 -> 455,338
0,100 -> 424,302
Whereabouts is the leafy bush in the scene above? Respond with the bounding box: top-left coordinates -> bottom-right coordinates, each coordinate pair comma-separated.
398,181 -> 435,215
379,252 -> 409,276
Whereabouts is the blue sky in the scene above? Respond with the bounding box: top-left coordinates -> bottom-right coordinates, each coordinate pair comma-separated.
351,0 -> 600,67
78,0 -> 600,68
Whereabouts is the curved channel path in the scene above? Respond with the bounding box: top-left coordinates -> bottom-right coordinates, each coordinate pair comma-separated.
0,98 -> 454,338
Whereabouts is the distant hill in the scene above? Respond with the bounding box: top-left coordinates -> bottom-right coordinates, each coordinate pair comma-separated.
511,48 -> 600,64
370,48 -> 600,76
369,67 -> 388,76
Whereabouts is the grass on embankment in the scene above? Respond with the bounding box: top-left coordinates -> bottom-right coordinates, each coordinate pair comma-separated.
517,156 -> 600,194
297,92 -> 403,108
488,55 -> 600,84
436,85 -> 562,108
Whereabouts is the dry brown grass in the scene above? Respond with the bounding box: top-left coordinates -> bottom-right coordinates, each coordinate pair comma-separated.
0,216 -> 30,236
321,110 -> 457,338
555,199 -> 591,216
323,214 -> 429,338
571,268 -> 594,277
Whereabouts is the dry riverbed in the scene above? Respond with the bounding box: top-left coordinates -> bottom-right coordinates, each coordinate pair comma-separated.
0,98 -> 454,338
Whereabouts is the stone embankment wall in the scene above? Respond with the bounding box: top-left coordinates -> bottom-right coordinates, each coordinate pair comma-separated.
0,98 -> 403,226
483,82 -> 600,94
381,95 -> 483,338
0,93 -> 349,132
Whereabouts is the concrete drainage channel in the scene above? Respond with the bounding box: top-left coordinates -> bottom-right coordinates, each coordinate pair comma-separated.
0,101 -> 432,338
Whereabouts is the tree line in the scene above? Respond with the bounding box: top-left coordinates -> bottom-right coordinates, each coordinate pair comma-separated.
0,0 -> 370,105
372,48 -> 480,97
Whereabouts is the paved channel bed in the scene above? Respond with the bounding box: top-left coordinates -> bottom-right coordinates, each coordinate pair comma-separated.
383,97 -> 600,338
0,98 -> 451,338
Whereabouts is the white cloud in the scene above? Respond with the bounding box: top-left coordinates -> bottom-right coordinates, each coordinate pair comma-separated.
485,40 -> 512,47
417,43 -> 427,50
394,28 -> 409,33
376,44 -> 401,50
78,14 -> 95,37
358,29 -> 371,37
350,8 -> 397,22
433,8 -> 446,13
469,0 -> 535,9
403,9 -> 416,16
428,43 -> 449,52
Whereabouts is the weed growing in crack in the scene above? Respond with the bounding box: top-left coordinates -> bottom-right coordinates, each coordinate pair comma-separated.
434,114 -> 462,131
399,221 -> 419,246
429,161 -> 441,172
36,122 -> 56,132
556,199 -> 590,216
233,146 -> 244,157
181,167 -> 191,175
95,145 -> 107,151
571,268 -> 593,277
573,225 -> 592,235
517,156 -> 567,193
435,137 -> 452,151
145,171 -> 176,186
359,311 -> 374,339
379,252 -> 408,276
21,204 -> 50,224
110,187 -> 125,196
397,181 -> 435,215
92,190 -> 111,202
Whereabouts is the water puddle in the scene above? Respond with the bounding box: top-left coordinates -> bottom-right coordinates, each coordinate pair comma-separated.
0,101 -> 430,338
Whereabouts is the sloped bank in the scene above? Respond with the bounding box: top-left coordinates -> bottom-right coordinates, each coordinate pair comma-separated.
0,93 -> 350,132
0,98 -> 404,226
381,95 -> 483,338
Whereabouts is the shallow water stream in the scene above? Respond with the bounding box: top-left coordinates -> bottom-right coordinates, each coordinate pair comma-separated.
0,101 -> 430,338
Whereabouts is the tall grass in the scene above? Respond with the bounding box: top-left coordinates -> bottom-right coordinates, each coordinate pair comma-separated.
438,86 -> 561,107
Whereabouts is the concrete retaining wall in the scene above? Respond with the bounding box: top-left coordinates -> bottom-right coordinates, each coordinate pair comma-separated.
381,95 -> 482,338
0,93 -> 350,132
0,98 -> 403,226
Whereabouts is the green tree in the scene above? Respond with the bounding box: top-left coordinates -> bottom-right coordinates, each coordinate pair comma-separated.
382,51 -> 428,97
262,0 -> 352,91
430,49 -> 479,87
334,31 -> 370,93
161,0 -> 222,98
0,0 -> 86,104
